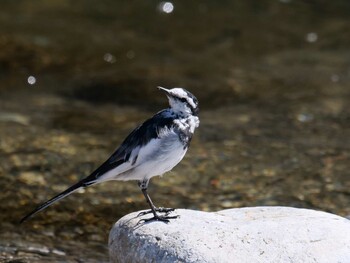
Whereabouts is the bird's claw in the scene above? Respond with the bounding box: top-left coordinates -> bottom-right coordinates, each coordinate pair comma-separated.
138,214 -> 179,224
137,207 -> 175,217
137,207 -> 178,224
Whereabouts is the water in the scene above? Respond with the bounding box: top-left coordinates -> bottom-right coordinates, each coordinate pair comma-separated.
1,1 -> 350,262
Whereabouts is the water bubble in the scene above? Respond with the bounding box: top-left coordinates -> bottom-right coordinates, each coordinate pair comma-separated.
126,50 -> 135,59
103,53 -> 116,63
297,113 -> 314,123
331,74 -> 339,83
158,1 -> 174,14
306,32 -> 318,43
27,76 -> 36,85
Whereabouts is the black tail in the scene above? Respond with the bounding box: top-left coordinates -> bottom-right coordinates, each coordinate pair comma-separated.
20,179 -> 93,224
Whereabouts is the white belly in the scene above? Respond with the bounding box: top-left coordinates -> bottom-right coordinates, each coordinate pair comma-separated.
115,131 -> 187,181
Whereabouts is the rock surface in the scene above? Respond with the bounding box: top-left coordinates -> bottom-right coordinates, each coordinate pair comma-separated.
109,207 -> 350,263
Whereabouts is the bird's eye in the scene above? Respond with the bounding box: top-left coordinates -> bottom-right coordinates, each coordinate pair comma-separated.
180,98 -> 187,103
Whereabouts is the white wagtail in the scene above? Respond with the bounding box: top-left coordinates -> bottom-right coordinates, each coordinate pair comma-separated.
20,87 -> 199,223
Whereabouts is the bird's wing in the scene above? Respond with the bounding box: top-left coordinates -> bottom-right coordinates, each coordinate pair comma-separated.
84,110 -> 175,183
20,110 -> 174,223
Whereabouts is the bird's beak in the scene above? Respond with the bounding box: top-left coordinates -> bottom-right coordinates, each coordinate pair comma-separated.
158,86 -> 171,95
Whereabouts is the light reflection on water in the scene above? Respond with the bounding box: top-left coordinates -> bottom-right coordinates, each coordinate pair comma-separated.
0,0 -> 350,262
103,53 -> 116,63
27,75 -> 36,85
158,1 -> 174,14
306,32 -> 318,43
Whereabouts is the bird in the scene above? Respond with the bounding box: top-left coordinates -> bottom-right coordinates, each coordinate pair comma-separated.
20,87 -> 200,223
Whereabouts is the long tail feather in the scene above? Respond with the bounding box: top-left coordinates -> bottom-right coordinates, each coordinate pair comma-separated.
20,179 -> 91,223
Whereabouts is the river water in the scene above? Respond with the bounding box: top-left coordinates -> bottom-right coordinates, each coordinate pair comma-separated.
1,1 -> 350,262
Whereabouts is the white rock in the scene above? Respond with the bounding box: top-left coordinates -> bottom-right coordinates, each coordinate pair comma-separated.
109,207 -> 350,263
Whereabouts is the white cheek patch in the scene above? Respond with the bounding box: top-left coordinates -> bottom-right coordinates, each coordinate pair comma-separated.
186,97 -> 196,109
169,88 -> 197,110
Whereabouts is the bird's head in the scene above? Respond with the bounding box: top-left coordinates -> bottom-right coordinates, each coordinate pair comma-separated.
158,87 -> 199,116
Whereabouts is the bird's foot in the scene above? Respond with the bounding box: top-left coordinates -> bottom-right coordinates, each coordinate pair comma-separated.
137,207 -> 175,217
139,213 -> 179,224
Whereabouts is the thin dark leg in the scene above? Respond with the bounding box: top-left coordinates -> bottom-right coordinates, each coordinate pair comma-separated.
137,180 -> 178,223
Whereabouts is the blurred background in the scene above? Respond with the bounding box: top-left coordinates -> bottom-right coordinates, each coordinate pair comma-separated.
1,0 -> 350,262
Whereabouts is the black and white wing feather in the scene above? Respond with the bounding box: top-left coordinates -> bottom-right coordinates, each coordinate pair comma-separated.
20,110 -> 175,223
86,110 -> 176,182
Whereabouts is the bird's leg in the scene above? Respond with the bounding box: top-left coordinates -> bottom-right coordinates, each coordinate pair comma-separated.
137,180 -> 178,223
